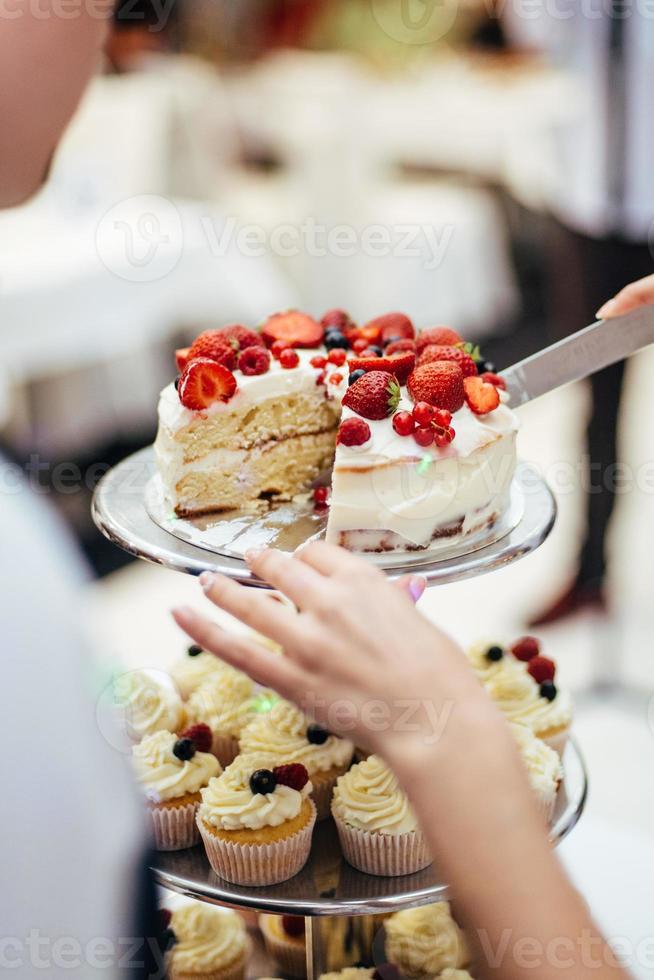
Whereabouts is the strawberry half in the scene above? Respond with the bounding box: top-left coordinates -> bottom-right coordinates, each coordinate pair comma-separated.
175,347 -> 191,372
364,312 -> 415,345
416,326 -> 463,353
464,375 -> 500,415
178,358 -> 237,410
188,331 -> 238,370
348,350 -> 415,385
343,370 -> 401,420
407,362 -> 465,413
261,310 -> 324,349
418,344 -> 477,377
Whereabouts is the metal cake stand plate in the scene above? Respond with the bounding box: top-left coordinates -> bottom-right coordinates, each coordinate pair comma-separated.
92,447 -> 556,587
153,738 -> 587,918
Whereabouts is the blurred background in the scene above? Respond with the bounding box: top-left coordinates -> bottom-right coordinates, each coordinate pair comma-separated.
2,1 -> 654,968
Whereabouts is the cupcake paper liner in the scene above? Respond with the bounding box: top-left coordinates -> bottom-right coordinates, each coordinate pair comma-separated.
310,773 -> 339,822
334,818 -> 432,877
259,918 -> 306,978
198,800 -> 316,886
150,801 -> 200,851
210,732 -> 240,769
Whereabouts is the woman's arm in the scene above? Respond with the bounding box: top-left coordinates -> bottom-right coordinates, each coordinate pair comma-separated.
597,273 -> 654,318
173,543 -> 626,980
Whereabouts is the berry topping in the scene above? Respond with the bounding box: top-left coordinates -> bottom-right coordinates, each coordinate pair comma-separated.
179,359 -> 237,410
539,680 -> 557,702
306,723 -> 329,745
175,347 -> 191,372
329,373 -> 344,385
485,644 -> 504,662
392,411 -> 415,436
385,338 -> 416,356
173,737 -> 197,762
280,348 -> 300,369
313,486 -> 330,508
364,312 -> 415,345
367,345 -> 384,357
352,338 -> 370,353
310,354 -> 328,369
464,375 -> 501,415
407,362 -> 465,413
187,331 -> 238,371
414,426 -> 435,447
262,311 -> 323,349
418,344 -> 478,378
511,636 -> 540,661
416,326 -> 463,353
337,417 -> 372,447
324,331 -> 350,351
188,644 -> 203,657
321,309 -> 354,332
412,401 -> 436,427
180,723 -> 213,754
435,428 -> 454,448
434,408 -> 453,427
481,371 -> 507,391
249,768 -> 278,795
273,763 -> 310,791
342,371 -> 401,420
527,656 -> 557,684
271,339 -> 291,360
328,348 -> 348,366
159,909 -> 172,930
348,351 -> 415,386
282,915 -> 305,938
348,369 -> 366,385
238,346 -> 271,376
220,324 -> 264,351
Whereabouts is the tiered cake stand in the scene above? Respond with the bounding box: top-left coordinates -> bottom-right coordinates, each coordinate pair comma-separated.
93,448 -> 587,979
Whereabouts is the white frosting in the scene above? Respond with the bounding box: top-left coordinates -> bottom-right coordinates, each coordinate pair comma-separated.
132,730 -> 220,803
385,902 -> 470,976
114,671 -> 184,742
511,723 -> 562,808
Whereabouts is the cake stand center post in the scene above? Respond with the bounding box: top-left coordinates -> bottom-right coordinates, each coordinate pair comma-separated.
305,916 -> 324,980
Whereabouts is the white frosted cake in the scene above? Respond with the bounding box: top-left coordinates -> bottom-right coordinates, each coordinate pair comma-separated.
154,313 -> 519,553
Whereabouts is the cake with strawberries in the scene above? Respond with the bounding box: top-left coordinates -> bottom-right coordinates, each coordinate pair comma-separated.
154,311 -> 519,553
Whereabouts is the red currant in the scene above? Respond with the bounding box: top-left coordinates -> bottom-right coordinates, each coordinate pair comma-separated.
434,409 -> 452,427
414,426 -> 435,447
313,486 -> 330,508
329,373 -> 343,385
447,426 -> 456,441
392,411 -> 415,436
352,338 -> 369,353
271,339 -> 291,360
310,355 -> 327,369
412,402 -> 435,427
435,431 -> 449,448
280,348 -> 300,369
327,348 -> 347,366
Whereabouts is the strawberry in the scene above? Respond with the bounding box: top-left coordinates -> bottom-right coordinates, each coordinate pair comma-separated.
348,350 -> 415,385
407,362 -> 465,413
481,371 -> 507,391
418,344 -> 477,377
416,326 -> 463,353
464,375 -> 500,415
342,371 -> 401,421
385,338 -> 416,356
220,324 -> 264,351
178,358 -> 237,410
238,346 -> 270,376
281,915 -> 305,938
273,763 -> 309,791
188,331 -> 238,370
261,310 -> 323,349
321,309 -> 354,332
528,656 -> 556,685
337,417 -> 372,446
511,636 -> 540,661
175,347 -> 191,372
180,723 -> 213,754
364,312 -> 415,345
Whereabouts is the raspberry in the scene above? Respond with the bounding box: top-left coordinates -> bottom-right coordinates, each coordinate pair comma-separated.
238,346 -> 271,376
416,326 -> 463,353
464,375 -> 500,415
273,763 -> 310,791
180,723 -> 213,754
271,339 -> 291,360
412,401 -> 436,426
337,417 -> 372,446
528,656 -> 556,684
408,363 -> 465,413
511,636 -> 540,661
310,355 -> 327,369
221,324 -> 264,351
280,348 -> 300,369
418,344 -> 477,378
392,411 -> 415,436
188,331 -> 238,371
414,426 -> 435,447
342,371 -> 401,420
328,348 -> 347,366
179,359 -> 237,410
481,371 -> 507,391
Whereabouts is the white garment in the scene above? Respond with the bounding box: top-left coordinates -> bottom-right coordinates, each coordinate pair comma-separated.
504,0 -> 654,240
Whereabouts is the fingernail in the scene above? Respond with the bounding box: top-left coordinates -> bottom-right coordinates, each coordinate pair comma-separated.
409,576 -> 426,603
596,299 -> 616,318
199,571 -> 214,592
172,605 -> 195,621
245,547 -> 265,564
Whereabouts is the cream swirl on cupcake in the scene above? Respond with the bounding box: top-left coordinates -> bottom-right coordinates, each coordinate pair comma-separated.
170,646 -> 226,700
331,755 -> 418,834
115,670 -> 184,741
385,902 -> 470,977
485,667 -> 572,734
186,668 -> 257,738
466,640 -> 525,683
132,730 -> 220,803
510,723 -> 562,807
239,700 -> 353,774
198,752 -> 312,831
169,902 -> 248,975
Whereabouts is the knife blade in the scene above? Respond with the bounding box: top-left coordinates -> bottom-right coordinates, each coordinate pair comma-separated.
501,305 -> 654,407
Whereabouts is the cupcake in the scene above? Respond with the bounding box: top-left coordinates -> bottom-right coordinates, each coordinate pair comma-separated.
240,700 -> 354,820
319,971 -> 375,980
115,669 -> 184,742
186,666 -> 272,767
197,753 -> 316,885
510,722 -> 562,821
385,902 -> 470,979
132,726 -> 220,850
258,914 -> 306,978
468,637 -> 573,754
171,644 -> 226,700
440,972 -> 476,979
331,755 -> 431,877
167,900 -> 250,980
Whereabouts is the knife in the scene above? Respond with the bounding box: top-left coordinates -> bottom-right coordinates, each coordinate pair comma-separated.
501,305 -> 654,407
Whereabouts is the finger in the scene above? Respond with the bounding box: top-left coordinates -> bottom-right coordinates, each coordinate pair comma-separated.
244,547 -> 333,606
597,275 -> 654,318
295,540 -> 381,578
394,574 -> 427,603
171,605 -> 308,700
198,571 -> 305,649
